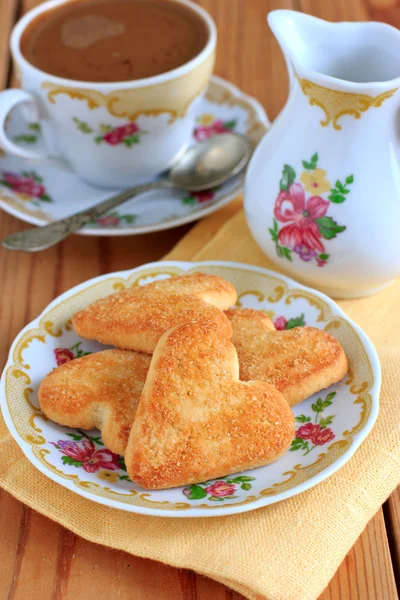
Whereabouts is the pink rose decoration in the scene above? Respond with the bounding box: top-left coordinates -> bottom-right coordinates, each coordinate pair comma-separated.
54,439 -> 120,473
54,348 -> 74,366
96,215 -> 120,226
190,190 -> 214,203
103,123 -> 139,145
194,120 -> 230,142
103,130 -> 124,145
311,426 -> 335,446
119,123 -> 139,136
296,423 -> 335,446
205,481 -> 236,497
3,171 -> 45,198
274,316 -> 287,330
296,422 -> 320,440
274,182 -> 329,253
3,171 -> 21,187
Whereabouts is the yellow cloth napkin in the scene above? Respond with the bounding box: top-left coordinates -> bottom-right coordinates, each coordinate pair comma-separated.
1,204 -> 400,600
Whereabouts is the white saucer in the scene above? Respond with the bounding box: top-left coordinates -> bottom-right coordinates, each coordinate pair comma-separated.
1,261 -> 380,517
0,76 -> 269,235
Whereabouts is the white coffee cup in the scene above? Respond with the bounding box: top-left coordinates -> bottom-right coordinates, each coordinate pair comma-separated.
0,0 -> 216,188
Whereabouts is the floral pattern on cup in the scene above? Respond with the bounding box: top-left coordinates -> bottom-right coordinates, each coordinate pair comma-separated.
290,391 -> 337,455
14,122 -> 41,145
73,118 -> 146,147
182,189 -> 215,206
183,475 -> 255,502
269,153 -> 352,266
51,431 -> 128,479
193,114 -> 237,142
54,342 -> 92,366
274,313 -> 305,330
0,169 -> 52,204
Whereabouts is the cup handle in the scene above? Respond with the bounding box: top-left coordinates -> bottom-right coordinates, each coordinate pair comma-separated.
0,89 -> 50,160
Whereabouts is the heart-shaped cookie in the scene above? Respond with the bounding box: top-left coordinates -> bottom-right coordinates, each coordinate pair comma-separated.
41,307 -> 345,459
72,273 -> 236,353
125,320 -> 295,489
226,309 -> 348,407
38,349 -> 151,455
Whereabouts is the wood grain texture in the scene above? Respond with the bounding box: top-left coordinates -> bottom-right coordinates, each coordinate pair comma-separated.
0,0 -> 399,599
0,0 -> 18,90
387,487 -> 400,583
320,509 -> 398,600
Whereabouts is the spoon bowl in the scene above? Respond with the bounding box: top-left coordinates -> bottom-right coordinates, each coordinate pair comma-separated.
169,133 -> 251,191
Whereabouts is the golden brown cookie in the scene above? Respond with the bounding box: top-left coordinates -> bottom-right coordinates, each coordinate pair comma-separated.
125,320 -> 294,489
38,349 -> 151,455
130,272 -> 236,307
72,273 -> 236,353
226,308 -> 348,407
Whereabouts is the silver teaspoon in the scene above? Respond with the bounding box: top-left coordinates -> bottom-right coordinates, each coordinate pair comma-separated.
2,133 -> 251,252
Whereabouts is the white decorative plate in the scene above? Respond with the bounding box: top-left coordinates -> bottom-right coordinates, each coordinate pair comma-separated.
0,76 -> 268,235
0,261 -> 380,517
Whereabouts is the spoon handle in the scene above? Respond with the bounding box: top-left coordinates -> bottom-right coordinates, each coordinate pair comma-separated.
2,180 -> 172,252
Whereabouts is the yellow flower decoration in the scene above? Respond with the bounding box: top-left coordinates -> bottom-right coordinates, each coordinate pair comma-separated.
198,113 -> 216,126
97,469 -> 119,483
300,168 -> 331,194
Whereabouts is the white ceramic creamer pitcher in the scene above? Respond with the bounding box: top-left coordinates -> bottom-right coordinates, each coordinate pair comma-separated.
245,10 -> 400,297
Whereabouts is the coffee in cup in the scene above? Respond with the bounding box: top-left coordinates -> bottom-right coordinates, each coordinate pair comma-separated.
0,0 -> 216,187
20,0 -> 209,83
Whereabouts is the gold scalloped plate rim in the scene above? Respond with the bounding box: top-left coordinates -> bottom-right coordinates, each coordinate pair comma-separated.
0,75 -> 269,236
0,261 -> 381,518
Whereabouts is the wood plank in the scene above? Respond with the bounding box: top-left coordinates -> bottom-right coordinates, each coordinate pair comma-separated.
319,509 -> 398,600
386,487 -> 400,583
64,538 -> 184,600
363,0 -> 400,24
0,0 -> 18,90
300,0 -> 369,20
0,489 -> 25,597
0,0 -> 398,599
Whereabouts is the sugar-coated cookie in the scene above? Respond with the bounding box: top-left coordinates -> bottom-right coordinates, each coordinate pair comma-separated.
226,308 -> 348,407
38,349 -> 151,455
125,320 -> 294,489
72,273 -> 236,353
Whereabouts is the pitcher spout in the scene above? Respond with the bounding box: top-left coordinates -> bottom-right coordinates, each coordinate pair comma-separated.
268,9 -> 400,93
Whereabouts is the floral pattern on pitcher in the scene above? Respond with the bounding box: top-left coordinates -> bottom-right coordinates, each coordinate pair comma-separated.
183,475 -> 256,501
193,114 -> 237,141
0,169 -> 52,204
73,118 -> 147,147
269,153 -> 352,266
290,391 -> 336,455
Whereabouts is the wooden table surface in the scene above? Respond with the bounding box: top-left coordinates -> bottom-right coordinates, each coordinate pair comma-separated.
0,0 -> 399,598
